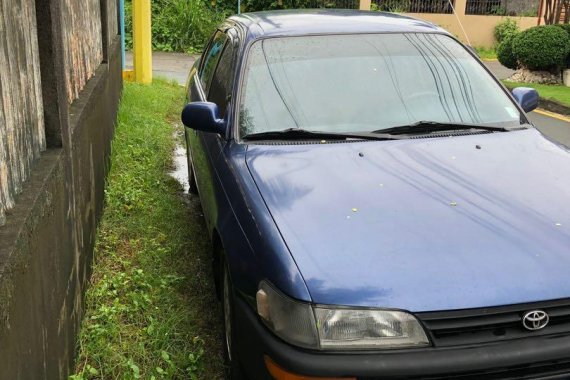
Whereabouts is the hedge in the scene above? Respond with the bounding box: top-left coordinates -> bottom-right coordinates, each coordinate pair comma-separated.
511,25 -> 570,71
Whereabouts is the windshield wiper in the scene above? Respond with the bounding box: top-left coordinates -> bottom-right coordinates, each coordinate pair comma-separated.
242,128 -> 400,141
373,121 -> 512,135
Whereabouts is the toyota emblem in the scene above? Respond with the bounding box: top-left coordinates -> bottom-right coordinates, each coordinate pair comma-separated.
522,310 -> 549,331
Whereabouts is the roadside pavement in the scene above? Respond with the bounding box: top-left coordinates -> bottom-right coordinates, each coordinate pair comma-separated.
483,60 -> 515,80
125,52 -> 198,85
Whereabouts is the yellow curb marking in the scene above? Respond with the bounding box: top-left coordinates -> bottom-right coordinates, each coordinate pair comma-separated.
534,109 -> 570,123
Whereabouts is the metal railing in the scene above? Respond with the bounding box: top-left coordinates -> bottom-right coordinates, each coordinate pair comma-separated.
370,0 -> 454,13
466,0 -> 539,16
284,0 -> 360,8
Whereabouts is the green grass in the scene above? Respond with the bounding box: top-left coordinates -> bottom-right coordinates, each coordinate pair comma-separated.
503,81 -> 570,107
71,80 -> 224,380
474,46 -> 498,60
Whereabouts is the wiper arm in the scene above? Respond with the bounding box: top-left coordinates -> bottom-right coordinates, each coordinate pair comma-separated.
242,128 -> 400,141
373,121 -> 511,135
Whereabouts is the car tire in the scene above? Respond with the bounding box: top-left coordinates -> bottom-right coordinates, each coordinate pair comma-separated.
184,130 -> 198,195
221,256 -> 246,380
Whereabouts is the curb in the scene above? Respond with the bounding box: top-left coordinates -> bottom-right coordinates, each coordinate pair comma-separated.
535,109 -> 570,123
539,98 -> 570,117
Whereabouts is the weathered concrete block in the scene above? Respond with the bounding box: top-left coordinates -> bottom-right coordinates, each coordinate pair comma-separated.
0,37 -> 122,380
563,69 -> 570,87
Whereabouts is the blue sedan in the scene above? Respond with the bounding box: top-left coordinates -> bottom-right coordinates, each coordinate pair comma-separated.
181,10 -> 570,379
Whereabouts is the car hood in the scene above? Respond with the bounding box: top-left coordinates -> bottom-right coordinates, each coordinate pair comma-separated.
245,129 -> 570,312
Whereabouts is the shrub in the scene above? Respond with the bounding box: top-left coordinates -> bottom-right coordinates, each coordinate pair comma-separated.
497,35 -> 518,69
554,23 -> 570,36
512,25 -> 570,71
494,18 -> 519,44
125,0 -> 228,53
554,24 -> 570,68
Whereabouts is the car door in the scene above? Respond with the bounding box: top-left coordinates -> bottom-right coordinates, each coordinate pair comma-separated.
186,29 -> 236,231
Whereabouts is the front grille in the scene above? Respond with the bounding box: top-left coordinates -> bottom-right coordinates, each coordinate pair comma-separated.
416,298 -> 570,348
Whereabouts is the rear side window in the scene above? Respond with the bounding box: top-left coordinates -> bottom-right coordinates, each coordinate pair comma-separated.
200,31 -> 227,93
208,39 -> 236,118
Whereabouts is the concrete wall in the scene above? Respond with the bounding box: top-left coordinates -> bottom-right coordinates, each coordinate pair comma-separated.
0,0 -> 121,378
408,12 -> 537,46
405,0 -> 538,47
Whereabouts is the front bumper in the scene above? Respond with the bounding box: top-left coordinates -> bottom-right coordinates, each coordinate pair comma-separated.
234,296 -> 570,379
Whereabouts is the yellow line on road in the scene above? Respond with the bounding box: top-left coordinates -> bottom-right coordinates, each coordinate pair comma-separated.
534,109 -> 570,123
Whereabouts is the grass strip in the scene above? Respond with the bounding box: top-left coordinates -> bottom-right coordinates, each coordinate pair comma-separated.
71,80 -> 224,380
475,46 -> 497,60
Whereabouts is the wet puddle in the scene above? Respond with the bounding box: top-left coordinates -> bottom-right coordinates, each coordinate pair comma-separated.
169,143 -> 190,194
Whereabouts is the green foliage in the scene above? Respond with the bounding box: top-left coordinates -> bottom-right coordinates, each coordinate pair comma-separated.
512,25 -> 570,70
493,18 -> 519,44
497,35 -> 518,69
554,23 -> 570,68
370,0 -> 409,12
554,23 -> 570,35
239,0 -> 285,12
125,0 -> 228,53
517,6 -> 538,17
489,5 -> 506,15
71,80 -> 224,379
237,0 -> 357,12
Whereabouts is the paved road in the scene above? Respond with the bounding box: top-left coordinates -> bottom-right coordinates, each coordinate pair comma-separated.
529,112 -> 570,147
480,60 -> 570,146
132,52 -> 570,147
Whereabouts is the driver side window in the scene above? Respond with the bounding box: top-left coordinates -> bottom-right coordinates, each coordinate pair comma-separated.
199,31 -> 227,94
207,37 -> 236,119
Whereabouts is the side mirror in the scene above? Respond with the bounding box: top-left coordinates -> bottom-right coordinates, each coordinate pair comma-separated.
512,87 -> 539,113
181,102 -> 226,134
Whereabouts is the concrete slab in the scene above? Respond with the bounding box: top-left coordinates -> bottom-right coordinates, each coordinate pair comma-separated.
125,51 -> 198,85
483,60 -> 515,80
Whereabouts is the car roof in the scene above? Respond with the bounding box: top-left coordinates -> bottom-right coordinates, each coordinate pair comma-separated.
228,9 -> 447,39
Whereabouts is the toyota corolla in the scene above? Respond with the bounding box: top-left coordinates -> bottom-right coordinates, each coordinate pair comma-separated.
181,10 -> 570,379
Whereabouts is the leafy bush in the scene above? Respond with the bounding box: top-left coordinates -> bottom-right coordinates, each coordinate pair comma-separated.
554,24 -> 570,68
494,18 -> 519,44
554,23 -> 570,36
125,0 -> 228,53
512,25 -> 570,70
371,0 -> 410,12
555,22 -> 570,67
497,35 -> 518,69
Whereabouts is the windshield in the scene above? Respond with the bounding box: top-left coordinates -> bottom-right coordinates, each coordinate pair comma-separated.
238,33 -> 522,136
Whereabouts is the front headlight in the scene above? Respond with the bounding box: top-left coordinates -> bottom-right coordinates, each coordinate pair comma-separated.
256,282 -> 430,350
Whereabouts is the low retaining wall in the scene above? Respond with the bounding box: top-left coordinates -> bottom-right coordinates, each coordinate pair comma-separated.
0,37 -> 122,380
407,13 -> 538,47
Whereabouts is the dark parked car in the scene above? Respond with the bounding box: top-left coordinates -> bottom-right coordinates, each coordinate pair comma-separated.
181,10 -> 570,379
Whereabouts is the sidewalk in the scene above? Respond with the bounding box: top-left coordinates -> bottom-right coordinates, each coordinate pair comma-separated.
125,52 -> 199,85
483,60 -> 515,80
